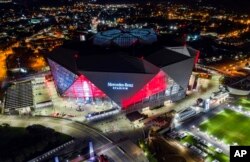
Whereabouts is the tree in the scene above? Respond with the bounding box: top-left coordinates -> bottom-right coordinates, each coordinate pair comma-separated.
36,141 -> 47,152
14,154 -> 25,162
22,148 -> 32,159
2,123 -> 10,128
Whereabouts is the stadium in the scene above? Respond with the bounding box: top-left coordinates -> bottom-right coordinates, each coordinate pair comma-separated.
47,29 -> 199,112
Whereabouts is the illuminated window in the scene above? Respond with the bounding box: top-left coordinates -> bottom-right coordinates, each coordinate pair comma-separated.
64,75 -> 107,98
122,70 -> 167,108
48,59 -> 77,95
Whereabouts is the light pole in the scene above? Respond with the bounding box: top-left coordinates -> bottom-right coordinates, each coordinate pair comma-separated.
16,57 -> 21,70
141,126 -> 146,139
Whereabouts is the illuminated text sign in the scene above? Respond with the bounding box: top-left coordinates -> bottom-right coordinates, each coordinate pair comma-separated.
107,82 -> 134,90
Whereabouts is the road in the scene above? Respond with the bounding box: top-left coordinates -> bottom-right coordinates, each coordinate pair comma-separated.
0,115 -> 148,162
209,58 -> 250,77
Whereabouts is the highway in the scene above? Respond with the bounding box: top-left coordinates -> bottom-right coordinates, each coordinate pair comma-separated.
0,115 -> 148,162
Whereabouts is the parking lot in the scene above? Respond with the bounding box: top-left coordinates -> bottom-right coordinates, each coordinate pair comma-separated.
165,130 -> 229,162
32,81 -> 52,108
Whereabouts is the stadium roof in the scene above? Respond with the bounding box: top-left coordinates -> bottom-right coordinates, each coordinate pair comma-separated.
48,47 -> 159,74
76,53 -> 159,74
145,47 -> 191,68
47,29 -> 198,76
93,28 -> 157,47
48,45 -> 197,76
49,47 -> 77,72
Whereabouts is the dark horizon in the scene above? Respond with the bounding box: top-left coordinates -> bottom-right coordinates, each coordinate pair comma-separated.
7,0 -> 249,13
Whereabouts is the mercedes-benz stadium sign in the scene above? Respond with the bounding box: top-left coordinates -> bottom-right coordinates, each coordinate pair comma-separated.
107,82 -> 134,90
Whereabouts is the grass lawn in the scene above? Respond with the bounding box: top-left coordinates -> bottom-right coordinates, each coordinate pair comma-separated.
180,135 -> 196,145
200,109 -> 250,145
236,98 -> 250,111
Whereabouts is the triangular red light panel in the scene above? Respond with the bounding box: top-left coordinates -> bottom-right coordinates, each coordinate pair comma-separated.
63,75 -> 107,98
122,70 -> 167,108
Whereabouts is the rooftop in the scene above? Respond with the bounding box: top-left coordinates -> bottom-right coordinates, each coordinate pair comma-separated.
48,47 -> 159,74
93,28 -> 157,47
47,29 -> 196,74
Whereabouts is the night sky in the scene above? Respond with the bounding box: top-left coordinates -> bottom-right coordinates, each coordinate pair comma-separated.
3,0 -> 249,15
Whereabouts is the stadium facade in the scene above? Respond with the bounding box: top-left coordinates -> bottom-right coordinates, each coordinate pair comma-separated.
47,29 -> 199,110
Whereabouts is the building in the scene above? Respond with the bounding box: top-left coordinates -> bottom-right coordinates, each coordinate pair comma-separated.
226,76 -> 250,95
47,29 -> 199,111
4,81 -> 33,114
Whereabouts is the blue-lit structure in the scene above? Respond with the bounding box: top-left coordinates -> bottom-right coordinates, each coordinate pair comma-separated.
48,59 -> 77,94
93,29 -> 157,47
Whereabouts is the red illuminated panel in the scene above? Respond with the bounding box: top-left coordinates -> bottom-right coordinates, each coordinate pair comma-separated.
194,50 -> 200,64
63,75 -> 106,98
122,70 -> 167,108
